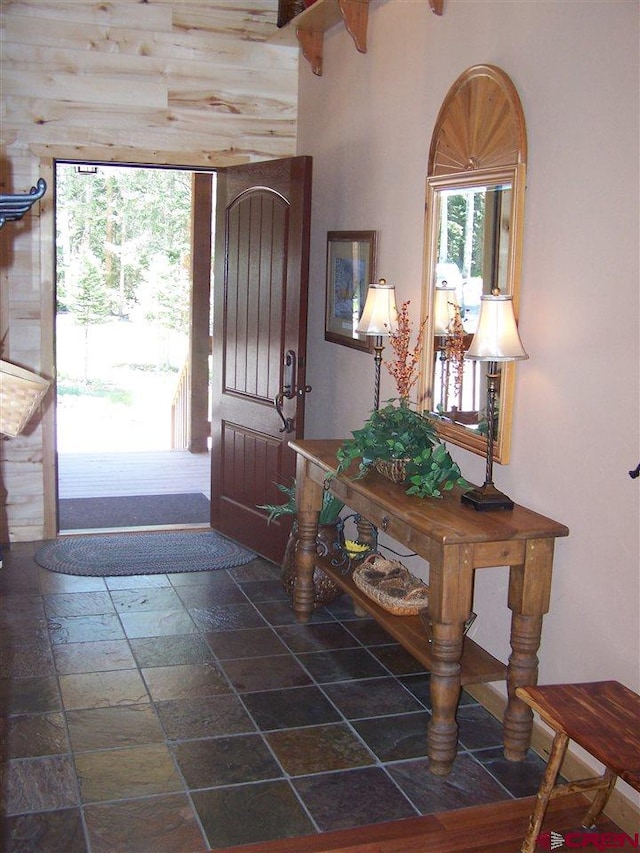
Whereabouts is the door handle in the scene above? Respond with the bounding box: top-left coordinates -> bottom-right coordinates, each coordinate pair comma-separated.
274,349 -> 312,433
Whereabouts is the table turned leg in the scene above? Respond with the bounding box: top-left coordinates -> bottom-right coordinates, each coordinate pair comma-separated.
293,509 -> 319,623
505,539 -> 554,761
427,619 -> 466,775
504,612 -> 544,760
293,456 -> 322,624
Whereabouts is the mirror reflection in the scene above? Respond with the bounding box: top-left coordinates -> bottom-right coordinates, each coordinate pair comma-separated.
431,181 -> 511,433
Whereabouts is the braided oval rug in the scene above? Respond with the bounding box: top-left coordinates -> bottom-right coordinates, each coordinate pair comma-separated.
35,531 -> 257,577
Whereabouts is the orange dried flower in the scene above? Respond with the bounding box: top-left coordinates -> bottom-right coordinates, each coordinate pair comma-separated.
383,300 -> 426,402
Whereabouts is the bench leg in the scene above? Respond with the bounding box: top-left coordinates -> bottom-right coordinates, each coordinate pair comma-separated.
582,768 -> 617,828
521,731 -> 569,853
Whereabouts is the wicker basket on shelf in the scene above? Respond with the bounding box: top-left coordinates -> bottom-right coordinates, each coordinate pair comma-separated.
352,553 -> 429,616
374,458 -> 410,483
0,360 -> 50,437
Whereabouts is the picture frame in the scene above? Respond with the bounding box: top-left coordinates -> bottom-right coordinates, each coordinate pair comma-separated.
325,231 -> 377,352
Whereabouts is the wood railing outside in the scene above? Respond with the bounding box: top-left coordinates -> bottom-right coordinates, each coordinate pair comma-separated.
171,359 -> 190,450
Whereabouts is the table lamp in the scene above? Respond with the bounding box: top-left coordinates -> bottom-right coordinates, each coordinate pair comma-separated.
461,289 -> 528,511
433,282 -> 458,336
356,278 -> 398,410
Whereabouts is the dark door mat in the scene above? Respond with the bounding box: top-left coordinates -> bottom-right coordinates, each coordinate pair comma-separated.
59,493 -> 211,530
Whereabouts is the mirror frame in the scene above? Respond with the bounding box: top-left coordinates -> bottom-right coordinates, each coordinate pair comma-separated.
419,65 -> 527,465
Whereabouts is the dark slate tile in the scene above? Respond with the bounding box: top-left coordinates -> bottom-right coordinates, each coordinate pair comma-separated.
253,600 -> 333,626
457,702 -> 505,751
242,685 -> 341,731
322,677 -> 423,720
155,694 -> 256,740
192,780 -> 314,850
43,592 -> 115,618
59,669 -> 148,710
236,579 -> 289,603
129,634 -> 216,668
368,643 -> 429,676
0,676 -> 62,715
175,583 -> 247,608
351,712 -> 430,762
220,654 -> 312,693
227,559 -> 281,583
398,673 -> 433,709
5,755 -> 80,816
65,704 -> 165,751
47,613 -> 125,645
293,766 -> 418,832
3,808 -> 87,853
173,733 -> 282,788
84,795 -> 207,853
104,574 -> 171,590
118,609 -> 198,639
0,592 -> 45,620
109,587 -> 185,612
0,642 -> 56,678
52,639 -> 136,674
6,713 -> 69,759
38,571 -> 106,594
276,622 -> 361,653
387,754 -> 511,814
344,618 -> 396,646
296,648 -> 389,683
266,723 -> 375,775
187,603 -> 266,632
205,627 -> 288,660
74,745 -> 182,803
141,663 -> 231,702
166,570 -> 236,587
473,746 -> 550,798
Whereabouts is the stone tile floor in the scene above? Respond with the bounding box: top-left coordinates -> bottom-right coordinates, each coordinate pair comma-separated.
0,540 -> 550,852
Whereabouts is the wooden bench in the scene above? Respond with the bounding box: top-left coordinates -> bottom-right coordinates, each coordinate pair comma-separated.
516,681 -> 640,853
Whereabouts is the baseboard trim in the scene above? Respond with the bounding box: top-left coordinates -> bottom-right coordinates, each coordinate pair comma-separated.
465,682 -> 640,835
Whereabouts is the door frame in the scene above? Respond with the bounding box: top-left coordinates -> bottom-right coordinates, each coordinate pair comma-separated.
38,148 -> 244,537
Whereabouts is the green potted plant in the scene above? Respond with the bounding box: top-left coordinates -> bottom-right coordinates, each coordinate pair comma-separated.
335,300 -> 467,499
336,400 -> 466,498
259,479 -> 346,608
259,478 -> 344,526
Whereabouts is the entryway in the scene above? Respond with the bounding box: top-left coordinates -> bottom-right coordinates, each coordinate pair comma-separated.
55,162 -> 215,532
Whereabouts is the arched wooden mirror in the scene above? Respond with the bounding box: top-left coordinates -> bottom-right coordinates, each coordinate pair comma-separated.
419,65 -> 527,463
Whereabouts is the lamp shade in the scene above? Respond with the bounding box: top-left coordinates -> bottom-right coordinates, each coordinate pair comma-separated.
433,285 -> 458,336
356,279 -> 398,336
465,293 -> 528,362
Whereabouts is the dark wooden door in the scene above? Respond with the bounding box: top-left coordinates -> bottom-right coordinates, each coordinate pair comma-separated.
210,157 -> 312,563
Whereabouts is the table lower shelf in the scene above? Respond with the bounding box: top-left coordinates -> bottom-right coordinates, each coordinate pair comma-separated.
315,556 -> 506,686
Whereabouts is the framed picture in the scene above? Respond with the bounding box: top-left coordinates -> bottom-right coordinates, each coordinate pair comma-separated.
325,231 -> 376,352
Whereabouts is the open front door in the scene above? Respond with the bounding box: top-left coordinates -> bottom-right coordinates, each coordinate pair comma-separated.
211,157 -> 312,563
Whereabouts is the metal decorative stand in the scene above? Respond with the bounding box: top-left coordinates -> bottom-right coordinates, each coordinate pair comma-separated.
0,178 -> 47,228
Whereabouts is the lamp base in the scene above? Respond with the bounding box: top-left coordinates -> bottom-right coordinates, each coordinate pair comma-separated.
461,483 -> 514,511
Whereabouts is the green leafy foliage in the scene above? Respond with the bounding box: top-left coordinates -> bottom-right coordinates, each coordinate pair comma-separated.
335,401 -> 467,499
258,479 -> 344,524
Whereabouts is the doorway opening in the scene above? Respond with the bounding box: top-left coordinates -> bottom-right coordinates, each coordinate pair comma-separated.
55,162 -> 215,532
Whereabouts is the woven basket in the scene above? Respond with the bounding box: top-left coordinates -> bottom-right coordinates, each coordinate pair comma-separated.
0,360 -> 50,437
374,458 -> 409,483
352,553 -> 429,616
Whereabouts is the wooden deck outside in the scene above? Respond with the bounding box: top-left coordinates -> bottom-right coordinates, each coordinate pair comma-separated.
58,450 -> 211,499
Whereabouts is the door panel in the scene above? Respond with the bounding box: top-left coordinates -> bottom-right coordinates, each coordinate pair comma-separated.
211,157 -> 312,562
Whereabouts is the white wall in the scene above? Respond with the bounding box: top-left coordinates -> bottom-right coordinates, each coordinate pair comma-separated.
297,0 -> 639,777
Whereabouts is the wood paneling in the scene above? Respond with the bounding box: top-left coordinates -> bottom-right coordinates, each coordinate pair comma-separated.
0,0 -> 297,542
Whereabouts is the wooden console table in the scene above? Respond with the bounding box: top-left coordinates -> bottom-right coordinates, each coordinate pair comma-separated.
290,439 -> 569,776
